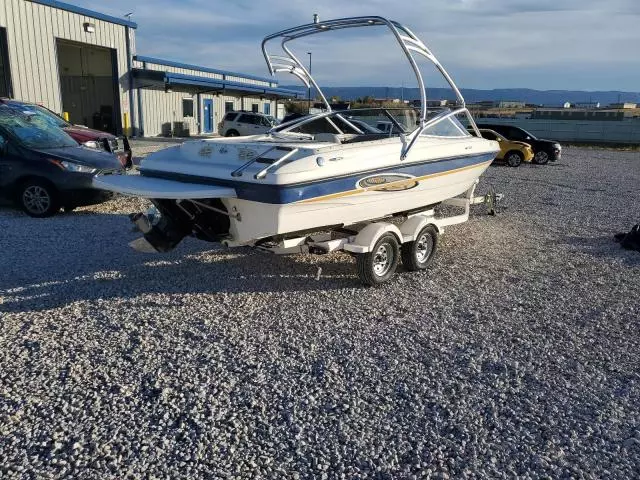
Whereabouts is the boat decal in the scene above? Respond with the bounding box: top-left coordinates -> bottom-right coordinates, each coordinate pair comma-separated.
296,158 -> 493,204
238,147 -> 257,160
357,173 -> 419,192
198,145 -> 214,157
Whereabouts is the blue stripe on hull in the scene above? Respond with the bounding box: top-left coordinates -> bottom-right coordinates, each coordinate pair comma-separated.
143,152 -> 494,205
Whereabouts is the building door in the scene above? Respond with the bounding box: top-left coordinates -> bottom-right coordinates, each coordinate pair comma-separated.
56,40 -> 121,134
203,99 -> 214,133
202,98 -> 213,133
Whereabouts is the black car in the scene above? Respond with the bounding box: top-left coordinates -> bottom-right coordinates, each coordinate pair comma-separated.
0,105 -> 124,217
476,124 -> 562,164
0,98 -> 133,168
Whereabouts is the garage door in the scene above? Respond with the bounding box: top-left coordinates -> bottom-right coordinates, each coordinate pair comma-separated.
56,39 -> 121,134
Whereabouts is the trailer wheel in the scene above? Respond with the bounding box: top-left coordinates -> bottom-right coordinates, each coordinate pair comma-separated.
356,233 -> 400,286
401,225 -> 438,271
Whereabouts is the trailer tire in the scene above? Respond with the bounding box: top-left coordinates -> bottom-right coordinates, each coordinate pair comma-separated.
356,233 -> 400,286
401,225 -> 438,271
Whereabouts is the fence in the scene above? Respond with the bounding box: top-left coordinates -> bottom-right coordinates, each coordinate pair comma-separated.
473,118 -> 640,145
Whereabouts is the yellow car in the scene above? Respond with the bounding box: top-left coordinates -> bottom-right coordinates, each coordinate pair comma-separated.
474,128 -> 534,167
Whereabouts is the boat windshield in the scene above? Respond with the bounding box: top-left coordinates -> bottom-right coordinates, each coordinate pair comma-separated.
0,106 -> 78,149
273,108 -> 419,137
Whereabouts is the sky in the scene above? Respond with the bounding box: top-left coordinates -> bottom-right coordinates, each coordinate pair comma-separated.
71,0 -> 640,92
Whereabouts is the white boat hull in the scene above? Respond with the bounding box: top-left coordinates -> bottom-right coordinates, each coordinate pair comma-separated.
94,135 -> 498,247
224,158 -> 492,243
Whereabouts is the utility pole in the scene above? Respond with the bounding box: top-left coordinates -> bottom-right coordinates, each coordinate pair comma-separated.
307,52 -> 312,113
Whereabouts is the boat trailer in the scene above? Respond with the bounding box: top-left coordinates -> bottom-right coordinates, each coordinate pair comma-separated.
246,181 -> 503,286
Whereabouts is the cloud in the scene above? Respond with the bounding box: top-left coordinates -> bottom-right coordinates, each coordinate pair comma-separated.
69,0 -> 640,91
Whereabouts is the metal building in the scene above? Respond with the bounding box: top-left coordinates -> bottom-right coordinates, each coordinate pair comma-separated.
0,0 -> 300,137
132,56 -> 301,137
0,0 -> 136,135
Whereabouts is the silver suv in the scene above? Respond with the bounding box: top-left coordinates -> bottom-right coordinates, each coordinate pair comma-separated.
219,111 -> 276,137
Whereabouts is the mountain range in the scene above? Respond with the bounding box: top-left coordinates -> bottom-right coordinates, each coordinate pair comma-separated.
283,86 -> 640,106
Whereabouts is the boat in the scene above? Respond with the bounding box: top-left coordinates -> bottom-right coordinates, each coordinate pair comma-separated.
94,16 -> 500,281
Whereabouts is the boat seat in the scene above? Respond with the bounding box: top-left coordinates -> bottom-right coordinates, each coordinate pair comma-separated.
314,133 -> 342,144
341,133 -> 396,144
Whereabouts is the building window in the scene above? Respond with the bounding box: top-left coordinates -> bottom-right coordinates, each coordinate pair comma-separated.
225,101 -> 234,113
182,98 -> 194,117
263,103 -> 271,115
0,28 -> 12,98
251,103 -> 259,113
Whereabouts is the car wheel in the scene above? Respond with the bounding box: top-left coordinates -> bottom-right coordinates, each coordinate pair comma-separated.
505,151 -> 523,167
225,130 -> 239,137
18,179 -> 59,217
534,151 -> 550,165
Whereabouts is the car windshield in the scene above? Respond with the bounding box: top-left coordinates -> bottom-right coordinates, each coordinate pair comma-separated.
519,128 -> 537,140
0,106 -> 78,149
30,104 -> 70,128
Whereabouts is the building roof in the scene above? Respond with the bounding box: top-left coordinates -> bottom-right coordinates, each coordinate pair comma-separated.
132,69 -> 302,99
29,0 -> 137,28
134,55 -> 276,86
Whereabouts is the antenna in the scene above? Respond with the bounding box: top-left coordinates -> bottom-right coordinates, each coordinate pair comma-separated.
124,12 -> 134,21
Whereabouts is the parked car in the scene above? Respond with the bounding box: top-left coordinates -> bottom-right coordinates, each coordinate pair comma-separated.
0,105 -> 124,217
0,98 -> 132,168
476,123 -> 561,164
219,111 -> 277,137
473,128 -> 534,167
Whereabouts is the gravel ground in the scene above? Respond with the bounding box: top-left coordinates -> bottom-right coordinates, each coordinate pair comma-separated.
0,145 -> 639,479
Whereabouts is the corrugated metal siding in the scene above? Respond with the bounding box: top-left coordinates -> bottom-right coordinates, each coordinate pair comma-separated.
131,60 -> 280,137
144,62 -> 224,81
140,90 -> 199,137
140,91 -> 276,137
0,0 -> 131,128
225,75 -> 270,87
142,61 -> 272,87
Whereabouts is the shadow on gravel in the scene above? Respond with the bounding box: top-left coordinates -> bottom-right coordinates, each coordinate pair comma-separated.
559,235 -> 640,265
0,213 -> 361,313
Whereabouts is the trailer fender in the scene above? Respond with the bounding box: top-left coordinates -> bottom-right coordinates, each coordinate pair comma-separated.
344,223 -> 403,254
399,216 -> 442,243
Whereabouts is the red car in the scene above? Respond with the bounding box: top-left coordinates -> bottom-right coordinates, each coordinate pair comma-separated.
0,98 -> 132,168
